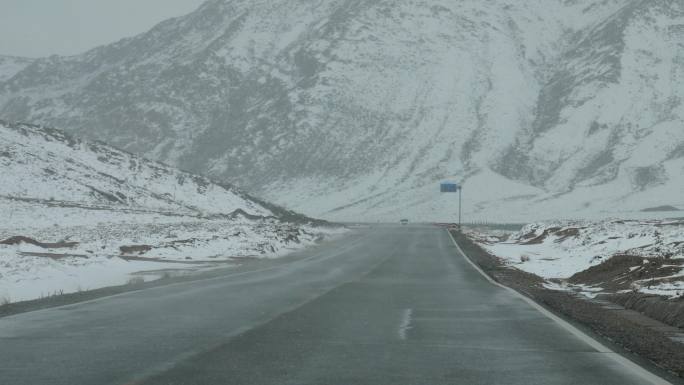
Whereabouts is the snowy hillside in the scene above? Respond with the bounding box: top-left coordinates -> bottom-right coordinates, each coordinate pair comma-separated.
0,0 -> 682,222
469,219 -> 684,299
0,120 -> 343,303
0,56 -> 33,82
0,120 -> 270,219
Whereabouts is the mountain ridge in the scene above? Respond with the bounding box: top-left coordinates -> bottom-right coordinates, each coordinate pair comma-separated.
0,0 -> 682,221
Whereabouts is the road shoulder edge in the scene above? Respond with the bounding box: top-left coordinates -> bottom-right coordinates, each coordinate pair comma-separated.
446,229 -> 673,385
0,230 -> 369,320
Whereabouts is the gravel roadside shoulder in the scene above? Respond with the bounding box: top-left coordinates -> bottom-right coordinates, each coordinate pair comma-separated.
451,229 -> 684,380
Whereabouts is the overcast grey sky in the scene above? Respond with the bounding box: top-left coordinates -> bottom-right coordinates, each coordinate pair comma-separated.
0,0 -> 207,58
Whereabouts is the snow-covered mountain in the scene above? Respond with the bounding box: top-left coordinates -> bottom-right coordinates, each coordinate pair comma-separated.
0,0 -> 682,222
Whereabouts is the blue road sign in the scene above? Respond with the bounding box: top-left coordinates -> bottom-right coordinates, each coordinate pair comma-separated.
440,182 -> 460,193
440,181 -> 463,226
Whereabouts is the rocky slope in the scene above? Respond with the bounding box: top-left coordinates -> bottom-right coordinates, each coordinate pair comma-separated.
0,0 -> 682,222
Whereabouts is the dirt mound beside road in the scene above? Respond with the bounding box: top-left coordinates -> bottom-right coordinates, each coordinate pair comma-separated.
0,236 -> 78,249
119,245 -> 153,255
570,255 -> 684,292
610,293 -> 684,329
519,226 -> 582,245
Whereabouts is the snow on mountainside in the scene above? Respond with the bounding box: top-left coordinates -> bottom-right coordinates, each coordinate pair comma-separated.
0,56 -> 33,82
0,120 -> 343,303
0,120 -> 270,218
468,219 -> 684,299
0,0 -> 682,222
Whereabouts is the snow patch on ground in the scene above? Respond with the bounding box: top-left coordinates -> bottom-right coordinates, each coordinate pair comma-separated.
469,219 -> 684,299
0,207 -> 346,305
0,210 -> 346,303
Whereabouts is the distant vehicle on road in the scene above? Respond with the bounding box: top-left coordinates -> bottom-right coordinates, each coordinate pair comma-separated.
400,219 -> 409,225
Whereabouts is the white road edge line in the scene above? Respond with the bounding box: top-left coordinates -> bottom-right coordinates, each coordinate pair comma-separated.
446,230 -> 672,385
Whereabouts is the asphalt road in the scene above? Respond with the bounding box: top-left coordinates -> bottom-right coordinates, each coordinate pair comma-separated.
0,226 -> 670,385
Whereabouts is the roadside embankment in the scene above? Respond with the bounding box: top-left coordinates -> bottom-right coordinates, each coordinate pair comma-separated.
451,229 -> 684,378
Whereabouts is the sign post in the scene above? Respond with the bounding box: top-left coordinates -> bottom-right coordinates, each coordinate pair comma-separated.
440,181 -> 462,228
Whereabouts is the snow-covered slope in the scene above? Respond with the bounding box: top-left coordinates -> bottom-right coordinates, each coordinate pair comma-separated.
0,0 -> 682,222
0,120 -> 270,218
0,120 -> 343,303
0,56 -> 33,82
469,219 -> 684,298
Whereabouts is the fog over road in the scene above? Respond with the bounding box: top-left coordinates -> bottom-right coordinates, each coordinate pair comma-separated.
0,226 -> 670,385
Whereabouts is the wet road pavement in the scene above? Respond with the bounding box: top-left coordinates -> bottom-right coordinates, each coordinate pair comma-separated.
0,226 -> 670,384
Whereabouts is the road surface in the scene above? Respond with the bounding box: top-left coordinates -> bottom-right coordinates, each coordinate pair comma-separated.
0,226 -> 671,384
